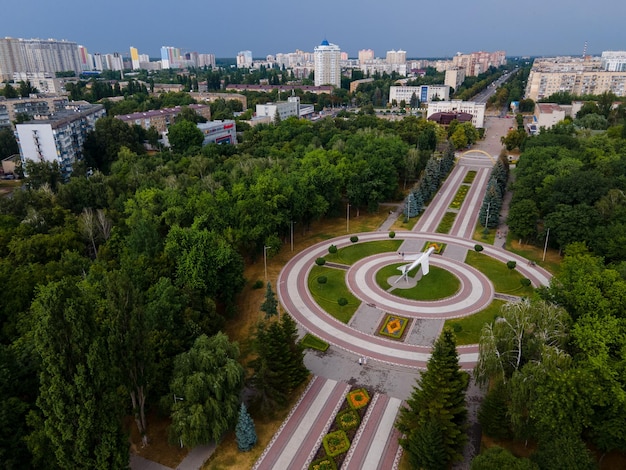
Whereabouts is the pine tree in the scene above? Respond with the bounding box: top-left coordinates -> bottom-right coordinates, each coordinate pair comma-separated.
260,282 -> 278,319
279,313 -> 309,391
235,403 -> 257,451
396,327 -> 469,467
405,417 -> 447,470
479,177 -> 502,228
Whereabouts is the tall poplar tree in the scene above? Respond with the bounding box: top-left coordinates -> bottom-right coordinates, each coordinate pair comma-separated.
396,327 -> 469,468
31,278 -> 128,470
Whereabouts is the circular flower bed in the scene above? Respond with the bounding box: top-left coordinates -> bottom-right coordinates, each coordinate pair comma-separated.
346,388 -> 370,410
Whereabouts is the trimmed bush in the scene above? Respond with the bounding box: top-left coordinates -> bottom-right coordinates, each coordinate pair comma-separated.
389,231 -> 396,238
337,297 -> 348,307
317,276 -> 327,285
315,257 -> 326,266
350,235 -> 358,243
309,457 -> 337,470
252,279 -> 264,289
520,278 -> 532,287
507,260 -> 517,270
336,409 -> 360,431
328,244 -> 338,254
474,244 -> 484,253
322,430 -> 350,457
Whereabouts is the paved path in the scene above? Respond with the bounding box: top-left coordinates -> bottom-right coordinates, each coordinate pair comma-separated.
253,377 -> 403,470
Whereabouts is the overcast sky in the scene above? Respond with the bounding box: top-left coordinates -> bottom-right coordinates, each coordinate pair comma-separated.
5,0 -> 626,59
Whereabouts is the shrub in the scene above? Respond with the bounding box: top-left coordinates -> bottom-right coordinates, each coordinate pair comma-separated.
474,244 -> 484,253
452,323 -> 463,333
252,280 -> 264,289
350,235 -> 358,243
309,457 -> 337,470
337,297 -> 348,307
520,278 -> 532,287
322,430 -> 350,457
389,231 -> 396,238
315,257 -> 326,266
335,409 -> 360,431
328,244 -> 338,254
317,276 -> 327,285
507,260 -> 517,270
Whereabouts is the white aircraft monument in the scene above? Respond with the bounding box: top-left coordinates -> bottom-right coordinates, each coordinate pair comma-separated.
395,246 -> 435,284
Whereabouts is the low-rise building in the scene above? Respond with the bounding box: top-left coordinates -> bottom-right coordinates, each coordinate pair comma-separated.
389,85 -> 450,105
533,103 -> 566,129
116,104 -> 212,133
16,103 -> 105,175
427,100 -> 486,128
197,120 -> 237,145
256,96 -> 301,122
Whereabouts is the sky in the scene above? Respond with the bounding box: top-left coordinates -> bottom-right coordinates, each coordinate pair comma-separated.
4,0 -> 626,59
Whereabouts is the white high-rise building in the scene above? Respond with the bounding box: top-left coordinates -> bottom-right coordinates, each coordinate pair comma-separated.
0,37 -> 82,80
314,40 -> 341,88
237,50 -> 253,68
601,51 -> 626,72
358,49 -> 374,63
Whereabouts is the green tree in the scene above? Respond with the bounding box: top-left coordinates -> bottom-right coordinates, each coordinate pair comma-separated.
250,315 -> 309,415
167,120 -> 204,154
532,433 -> 597,470
83,116 -> 145,172
0,127 -> 19,159
2,83 -> 18,98
507,199 -> 539,244
235,403 -> 257,451
170,333 -> 244,446
396,327 -> 469,467
30,278 -> 128,469
471,446 -> 537,470
260,281 -> 278,319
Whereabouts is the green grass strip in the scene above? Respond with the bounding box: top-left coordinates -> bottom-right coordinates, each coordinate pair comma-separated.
465,251 -> 535,296
300,333 -> 329,351
308,266 -> 359,323
445,300 -> 506,345
325,239 -> 403,265
436,211 -> 457,234
376,264 -> 460,300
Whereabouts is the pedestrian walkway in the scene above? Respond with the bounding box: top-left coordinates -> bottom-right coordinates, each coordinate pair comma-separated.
253,376 -> 403,470
130,441 -> 216,470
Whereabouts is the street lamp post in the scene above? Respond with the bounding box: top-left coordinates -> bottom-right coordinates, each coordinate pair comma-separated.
542,227 -> 550,262
264,245 -> 271,281
290,221 -> 296,252
346,203 -> 350,233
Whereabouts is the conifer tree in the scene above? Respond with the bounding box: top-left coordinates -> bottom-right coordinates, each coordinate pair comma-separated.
250,314 -> 308,416
260,282 -> 278,319
396,327 -> 469,468
235,403 -> 257,451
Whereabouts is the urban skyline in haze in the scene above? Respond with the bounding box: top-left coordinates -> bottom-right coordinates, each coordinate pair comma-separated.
4,0 -> 626,58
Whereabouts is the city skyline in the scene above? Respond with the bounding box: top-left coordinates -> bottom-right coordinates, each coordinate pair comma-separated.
4,0 -> 626,59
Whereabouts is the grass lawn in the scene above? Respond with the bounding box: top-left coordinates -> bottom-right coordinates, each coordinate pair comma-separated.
325,239 -> 403,265
300,333 -> 329,351
473,223 -> 496,245
449,184 -> 470,210
436,211 -> 457,233
445,300 -> 505,345
390,212 -> 420,231
463,170 -> 477,184
465,251 -> 535,296
308,266 -> 359,323
375,264 -> 460,300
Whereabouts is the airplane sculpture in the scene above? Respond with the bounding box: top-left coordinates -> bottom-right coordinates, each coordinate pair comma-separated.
395,246 -> 435,284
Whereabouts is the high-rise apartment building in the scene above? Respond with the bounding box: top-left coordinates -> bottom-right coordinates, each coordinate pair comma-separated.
0,37 -> 82,81
452,50 -> 506,77
314,40 -> 341,88
161,46 -> 183,69
525,55 -> 626,101
130,47 -> 140,70
237,50 -> 253,68
358,49 -> 375,63
386,49 -> 406,65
